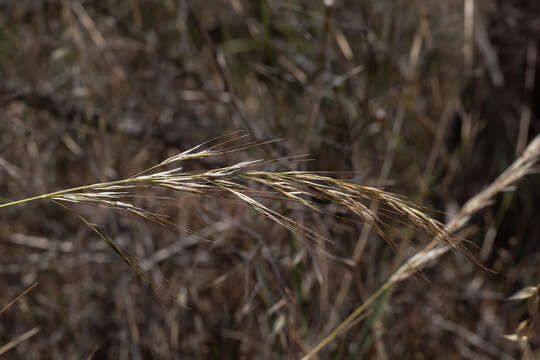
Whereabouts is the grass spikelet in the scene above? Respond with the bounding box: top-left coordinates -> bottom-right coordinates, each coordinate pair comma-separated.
1,135 -> 450,303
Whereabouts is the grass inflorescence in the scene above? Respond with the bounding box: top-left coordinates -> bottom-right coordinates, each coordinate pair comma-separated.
0,135 -> 451,287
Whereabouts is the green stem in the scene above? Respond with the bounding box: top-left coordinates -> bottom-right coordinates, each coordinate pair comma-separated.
301,280 -> 393,360
0,178 -> 137,209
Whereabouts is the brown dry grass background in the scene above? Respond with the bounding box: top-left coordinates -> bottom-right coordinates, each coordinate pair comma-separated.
1,0 -> 539,359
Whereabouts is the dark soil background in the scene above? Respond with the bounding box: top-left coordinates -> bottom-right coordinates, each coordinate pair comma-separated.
0,1 -> 539,359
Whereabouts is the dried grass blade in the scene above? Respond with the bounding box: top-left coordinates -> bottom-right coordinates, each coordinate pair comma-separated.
303,134 -> 540,359
0,327 -> 40,356
0,282 -> 38,315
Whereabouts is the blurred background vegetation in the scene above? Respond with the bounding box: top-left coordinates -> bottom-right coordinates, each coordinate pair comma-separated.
0,0 -> 539,358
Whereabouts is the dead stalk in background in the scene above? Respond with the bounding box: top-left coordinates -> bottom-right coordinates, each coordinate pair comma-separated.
303,134 -> 540,360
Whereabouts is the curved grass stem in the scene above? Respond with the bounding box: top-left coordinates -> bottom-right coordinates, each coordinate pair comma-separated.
0,179 -> 134,209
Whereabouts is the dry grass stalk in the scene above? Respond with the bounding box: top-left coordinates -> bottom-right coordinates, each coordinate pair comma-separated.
303,134 -> 540,360
0,282 -> 39,356
0,135 -> 448,302
0,282 -> 38,316
0,327 -> 40,356
391,133 -> 540,283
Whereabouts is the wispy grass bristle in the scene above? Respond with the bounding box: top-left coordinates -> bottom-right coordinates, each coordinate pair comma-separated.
0,136 -> 452,304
